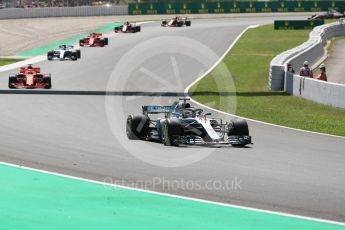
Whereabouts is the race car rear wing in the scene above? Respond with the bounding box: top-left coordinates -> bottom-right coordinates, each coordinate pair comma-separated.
90,33 -> 102,37
142,106 -> 172,115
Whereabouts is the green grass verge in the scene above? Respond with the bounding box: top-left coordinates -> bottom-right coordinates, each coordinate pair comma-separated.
0,58 -> 22,66
189,24 -> 345,136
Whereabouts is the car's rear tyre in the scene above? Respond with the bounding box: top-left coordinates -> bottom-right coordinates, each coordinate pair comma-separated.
185,21 -> 191,26
114,26 -> 120,33
43,76 -> 52,89
76,50 -> 81,58
162,118 -> 183,146
104,38 -> 108,45
126,114 -> 150,140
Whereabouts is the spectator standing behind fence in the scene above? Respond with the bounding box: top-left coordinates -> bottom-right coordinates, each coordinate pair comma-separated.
299,61 -> 313,78
317,63 -> 328,81
287,63 -> 295,74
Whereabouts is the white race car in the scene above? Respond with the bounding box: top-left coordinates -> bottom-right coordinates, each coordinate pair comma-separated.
47,45 -> 81,61
127,98 -> 252,147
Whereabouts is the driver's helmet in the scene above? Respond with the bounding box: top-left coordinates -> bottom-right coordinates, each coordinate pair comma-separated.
181,103 -> 191,109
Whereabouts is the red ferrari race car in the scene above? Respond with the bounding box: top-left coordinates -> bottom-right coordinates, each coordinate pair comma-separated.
79,33 -> 108,47
114,22 -> 141,33
8,64 -> 52,89
162,16 -> 191,27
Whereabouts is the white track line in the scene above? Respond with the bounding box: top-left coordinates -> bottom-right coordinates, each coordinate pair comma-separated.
1,160 -> 344,226
184,25 -> 345,139
0,56 -> 46,73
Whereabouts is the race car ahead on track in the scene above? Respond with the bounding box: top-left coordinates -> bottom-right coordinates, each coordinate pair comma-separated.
8,64 -> 52,89
308,10 -> 344,20
47,44 -> 81,61
126,98 -> 252,147
161,16 -> 191,27
114,22 -> 141,33
79,33 -> 108,47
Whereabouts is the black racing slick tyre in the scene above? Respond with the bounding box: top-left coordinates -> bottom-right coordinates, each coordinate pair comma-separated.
126,114 -> 150,140
8,76 -> 17,89
76,50 -> 81,58
162,119 -> 183,146
71,53 -> 77,61
47,52 -> 53,61
43,76 -> 52,89
228,118 -> 250,147
185,21 -> 191,26
114,26 -> 120,33
79,39 -> 84,47
104,38 -> 108,45
228,118 -> 249,136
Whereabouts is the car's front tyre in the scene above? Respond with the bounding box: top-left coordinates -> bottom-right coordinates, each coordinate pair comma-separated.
162,118 -> 183,146
47,52 -> 53,61
43,76 -> 52,89
126,114 -> 150,140
8,76 -> 17,89
228,118 -> 251,147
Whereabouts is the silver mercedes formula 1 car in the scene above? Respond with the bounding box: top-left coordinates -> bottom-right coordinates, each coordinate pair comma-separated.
126,98 -> 252,147
47,44 -> 81,61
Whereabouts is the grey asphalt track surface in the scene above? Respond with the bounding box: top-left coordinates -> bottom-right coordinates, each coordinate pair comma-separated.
323,38 -> 345,84
0,18 -> 344,222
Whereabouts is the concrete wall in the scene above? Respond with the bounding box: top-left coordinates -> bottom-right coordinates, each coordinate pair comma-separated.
0,6 -> 128,19
269,21 -> 345,91
269,21 -> 345,109
286,72 -> 345,109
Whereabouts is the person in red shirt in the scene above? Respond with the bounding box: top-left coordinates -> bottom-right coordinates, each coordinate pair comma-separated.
317,63 -> 328,81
